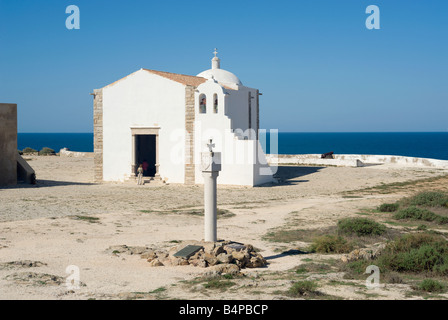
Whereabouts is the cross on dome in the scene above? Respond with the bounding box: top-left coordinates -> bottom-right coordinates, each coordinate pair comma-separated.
197,49 -> 242,85
211,48 -> 220,69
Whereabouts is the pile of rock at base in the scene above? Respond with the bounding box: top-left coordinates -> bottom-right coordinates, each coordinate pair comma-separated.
108,240 -> 267,273
340,243 -> 386,263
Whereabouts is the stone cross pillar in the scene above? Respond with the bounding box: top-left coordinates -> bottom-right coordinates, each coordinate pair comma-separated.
201,139 -> 221,242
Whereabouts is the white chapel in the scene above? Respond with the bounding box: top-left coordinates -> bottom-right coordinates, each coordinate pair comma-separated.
93,50 -> 274,186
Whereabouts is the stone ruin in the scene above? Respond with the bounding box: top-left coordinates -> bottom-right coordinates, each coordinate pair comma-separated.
108,240 -> 267,274
0,103 -> 36,186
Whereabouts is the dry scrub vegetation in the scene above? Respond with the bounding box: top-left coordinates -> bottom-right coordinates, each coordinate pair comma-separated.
258,188 -> 448,300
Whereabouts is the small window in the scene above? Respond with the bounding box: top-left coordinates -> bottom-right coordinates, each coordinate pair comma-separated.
199,94 -> 207,113
213,94 -> 218,113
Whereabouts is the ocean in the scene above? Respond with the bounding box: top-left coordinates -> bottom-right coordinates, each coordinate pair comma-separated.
17,132 -> 448,160
18,133 -> 94,153
262,132 -> 448,160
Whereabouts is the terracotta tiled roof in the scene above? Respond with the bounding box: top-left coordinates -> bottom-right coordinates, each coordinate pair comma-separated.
143,69 -> 207,87
102,68 -> 235,90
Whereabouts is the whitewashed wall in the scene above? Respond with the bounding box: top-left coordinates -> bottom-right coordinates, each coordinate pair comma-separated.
102,71 -> 274,186
225,86 -> 258,138
194,80 -> 274,186
102,70 -> 186,183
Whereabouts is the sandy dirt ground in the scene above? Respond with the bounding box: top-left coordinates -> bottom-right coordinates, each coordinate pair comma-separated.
0,155 -> 447,300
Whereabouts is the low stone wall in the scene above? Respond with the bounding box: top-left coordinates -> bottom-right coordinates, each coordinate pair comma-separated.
336,154 -> 448,168
59,148 -> 94,158
266,154 -> 363,167
266,154 -> 448,169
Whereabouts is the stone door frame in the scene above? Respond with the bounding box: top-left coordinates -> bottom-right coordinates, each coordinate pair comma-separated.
130,127 -> 160,179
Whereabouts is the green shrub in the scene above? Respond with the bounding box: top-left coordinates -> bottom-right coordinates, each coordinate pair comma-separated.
393,206 -> 448,224
203,279 -> 235,291
417,279 -> 445,293
309,235 -> 353,254
408,191 -> 448,207
296,263 -> 331,274
383,272 -> 404,284
22,147 -> 37,154
394,206 -> 437,221
376,233 -> 448,274
288,280 -> 319,296
378,203 -> 399,212
295,266 -> 308,274
390,245 -> 443,272
337,218 -> 386,236
437,216 -> 448,224
434,261 -> 448,275
39,147 -> 55,155
346,260 -> 369,274
386,233 -> 446,252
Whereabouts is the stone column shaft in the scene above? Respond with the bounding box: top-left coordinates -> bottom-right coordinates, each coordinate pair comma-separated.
203,171 -> 219,242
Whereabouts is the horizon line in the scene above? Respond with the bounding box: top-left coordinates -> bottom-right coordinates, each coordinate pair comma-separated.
17,131 -> 448,134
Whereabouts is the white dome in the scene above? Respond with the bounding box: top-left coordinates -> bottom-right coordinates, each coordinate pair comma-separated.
197,68 -> 242,86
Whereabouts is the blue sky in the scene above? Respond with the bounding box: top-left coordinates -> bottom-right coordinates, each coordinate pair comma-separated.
0,0 -> 447,132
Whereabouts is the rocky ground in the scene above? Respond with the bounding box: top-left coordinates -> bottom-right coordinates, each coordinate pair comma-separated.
0,155 -> 448,300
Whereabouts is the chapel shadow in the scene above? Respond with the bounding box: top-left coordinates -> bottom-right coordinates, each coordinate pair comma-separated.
259,165 -> 325,187
36,180 -> 95,187
0,180 -> 95,189
264,249 -> 310,261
